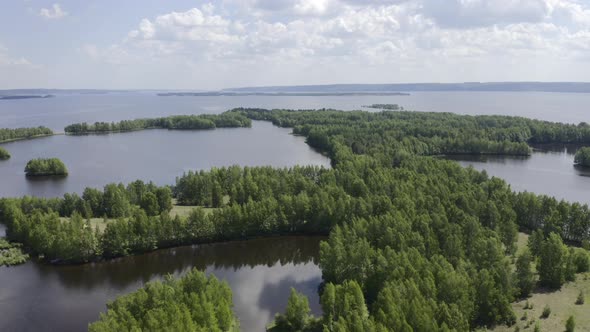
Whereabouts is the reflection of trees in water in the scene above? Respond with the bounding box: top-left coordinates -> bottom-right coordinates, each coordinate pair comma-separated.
33,236 -> 324,290
257,274 -> 323,317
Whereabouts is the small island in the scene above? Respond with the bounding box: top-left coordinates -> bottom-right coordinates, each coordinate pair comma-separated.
24,158 -> 68,176
574,147 -> 590,167
364,103 -> 403,110
0,147 -> 10,160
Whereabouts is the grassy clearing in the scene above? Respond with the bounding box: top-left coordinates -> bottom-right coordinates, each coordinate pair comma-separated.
169,204 -> 218,218
490,232 -> 590,332
491,274 -> 590,332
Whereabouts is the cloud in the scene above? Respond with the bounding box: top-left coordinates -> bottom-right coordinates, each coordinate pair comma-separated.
77,0 -> 590,88
39,3 -> 68,20
0,45 -> 32,66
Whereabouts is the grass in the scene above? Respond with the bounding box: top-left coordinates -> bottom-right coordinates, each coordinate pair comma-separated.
491,274 -> 590,332
490,232 -> 590,332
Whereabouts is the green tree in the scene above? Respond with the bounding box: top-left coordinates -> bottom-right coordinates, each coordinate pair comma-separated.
274,288 -> 311,331
538,233 -> 568,289
515,249 -> 535,297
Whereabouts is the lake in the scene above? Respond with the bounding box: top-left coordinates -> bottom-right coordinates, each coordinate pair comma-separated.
0,121 -> 330,197
447,145 -> 590,206
0,236 -> 324,332
1,92 -> 590,132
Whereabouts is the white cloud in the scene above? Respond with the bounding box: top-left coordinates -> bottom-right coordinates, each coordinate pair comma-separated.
0,45 -> 32,66
39,3 -> 68,20
76,0 -> 590,88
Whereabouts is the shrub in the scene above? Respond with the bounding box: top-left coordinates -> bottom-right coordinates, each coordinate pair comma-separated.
566,316 -> 575,332
540,305 -> 551,319
576,291 -> 584,305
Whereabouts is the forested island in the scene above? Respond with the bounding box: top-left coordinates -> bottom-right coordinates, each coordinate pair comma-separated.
0,147 -> 10,160
64,113 -> 251,134
24,158 -> 68,176
364,103 -> 402,110
574,147 -> 590,167
0,126 -> 53,143
3,108 -> 590,331
157,92 -> 410,97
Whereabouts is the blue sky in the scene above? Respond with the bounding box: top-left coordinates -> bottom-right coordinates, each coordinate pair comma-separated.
1,0 -> 590,89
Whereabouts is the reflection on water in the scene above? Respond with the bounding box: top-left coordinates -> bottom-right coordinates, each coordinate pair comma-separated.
446,145 -> 590,205
0,236 -> 324,332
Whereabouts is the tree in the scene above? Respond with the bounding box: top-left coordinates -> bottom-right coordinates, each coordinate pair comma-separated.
274,288 -> 312,331
515,249 -> 535,297
141,192 -> 160,216
537,233 -> 568,289
574,147 -> 590,167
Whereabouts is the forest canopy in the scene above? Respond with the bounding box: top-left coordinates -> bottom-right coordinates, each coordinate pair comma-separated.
64,113 -> 252,134
24,158 -> 68,176
88,269 -> 237,332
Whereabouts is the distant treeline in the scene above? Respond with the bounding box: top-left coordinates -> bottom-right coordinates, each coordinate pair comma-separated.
64,113 -> 251,134
0,126 -> 53,143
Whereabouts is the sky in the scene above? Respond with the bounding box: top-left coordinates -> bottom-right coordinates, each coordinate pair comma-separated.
0,0 -> 589,89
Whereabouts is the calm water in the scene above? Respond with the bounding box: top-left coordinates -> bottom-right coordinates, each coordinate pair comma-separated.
1,92 -> 590,132
0,236 -> 324,332
0,121 -> 330,197
447,146 -> 590,206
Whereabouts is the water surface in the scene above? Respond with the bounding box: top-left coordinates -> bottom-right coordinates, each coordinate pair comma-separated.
447,146 -> 590,205
1,92 -> 590,132
0,121 -> 330,197
0,236 -> 324,332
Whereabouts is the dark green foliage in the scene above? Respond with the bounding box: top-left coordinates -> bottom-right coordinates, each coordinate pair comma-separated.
0,147 -> 10,160
541,305 -> 551,319
24,158 -> 68,176
574,147 -> 590,167
566,315 -> 575,332
516,249 -> 535,297
64,113 -> 251,134
88,269 -> 237,332
0,126 -> 53,143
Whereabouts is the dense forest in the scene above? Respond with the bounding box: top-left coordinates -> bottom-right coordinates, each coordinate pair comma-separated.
64,113 -> 252,134
88,269 -> 238,332
0,147 -> 10,160
0,126 -> 53,143
574,147 -> 590,167
24,158 -> 68,176
2,108 -> 590,331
